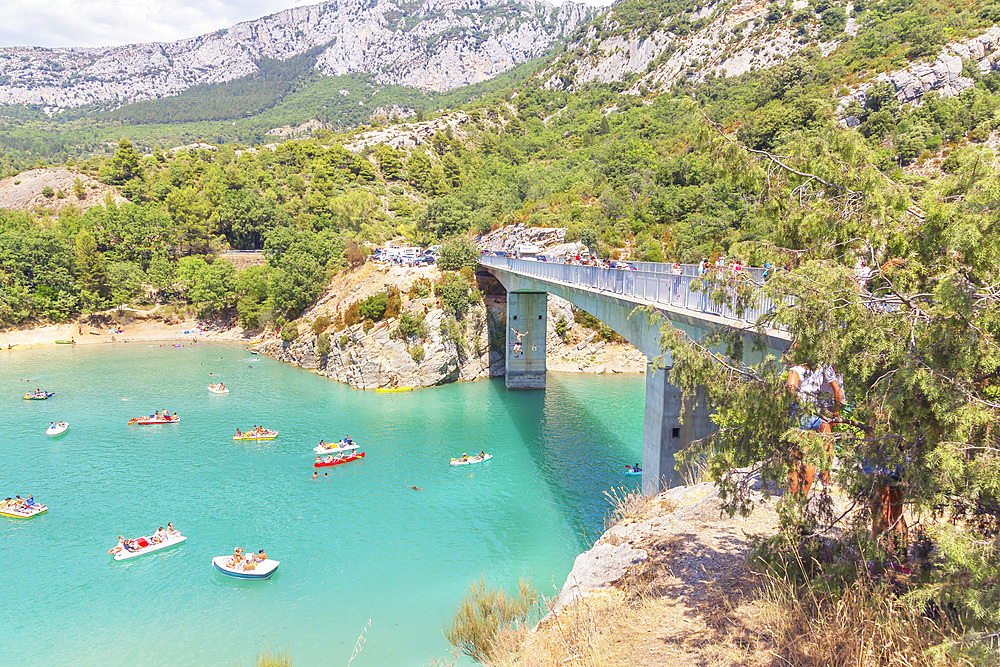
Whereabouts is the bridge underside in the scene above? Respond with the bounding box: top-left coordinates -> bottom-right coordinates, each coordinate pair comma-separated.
485,265 -> 789,492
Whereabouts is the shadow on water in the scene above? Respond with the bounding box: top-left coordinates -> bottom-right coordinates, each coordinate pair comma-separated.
493,373 -> 644,545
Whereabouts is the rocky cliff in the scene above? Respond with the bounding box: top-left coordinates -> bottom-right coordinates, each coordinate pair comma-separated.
258,302 -> 504,390
0,0 -> 595,111
542,0 -> 842,96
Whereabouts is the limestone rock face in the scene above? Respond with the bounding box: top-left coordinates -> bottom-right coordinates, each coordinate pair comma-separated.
837,27 -> 1000,121
0,0 -> 595,110
541,0 -> 840,97
257,304 -> 504,390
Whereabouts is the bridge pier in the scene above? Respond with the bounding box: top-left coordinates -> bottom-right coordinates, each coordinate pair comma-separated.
505,292 -> 547,389
642,363 -> 714,493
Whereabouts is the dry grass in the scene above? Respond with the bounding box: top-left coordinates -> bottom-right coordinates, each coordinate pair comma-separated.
757,570 -> 974,667
602,486 -> 655,532
255,646 -> 292,667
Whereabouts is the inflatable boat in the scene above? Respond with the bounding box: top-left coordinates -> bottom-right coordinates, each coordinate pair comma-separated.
22,391 -> 54,400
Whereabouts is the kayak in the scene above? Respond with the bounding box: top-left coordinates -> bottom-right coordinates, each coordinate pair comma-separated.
314,451 -> 365,467
55,339 -> 73,344
22,392 -> 54,400
234,431 -> 278,440
0,503 -> 47,519
313,441 -> 359,455
449,453 -> 493,466
110,533 -> 186,561
212,556 -> 279,580
129,416 -> 180,425
624,469 -> 642,476
208,385 -> 230,394
376,386 -> 413,393
45,422 -> 69,436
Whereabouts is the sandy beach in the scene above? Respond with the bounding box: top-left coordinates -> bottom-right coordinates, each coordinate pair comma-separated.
1,318 -> 256,351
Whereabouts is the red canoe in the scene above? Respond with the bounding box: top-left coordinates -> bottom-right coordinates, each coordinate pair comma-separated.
314,451 -> 365,468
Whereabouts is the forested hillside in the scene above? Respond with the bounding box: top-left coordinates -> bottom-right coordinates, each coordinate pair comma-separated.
6,2 -> 1000,659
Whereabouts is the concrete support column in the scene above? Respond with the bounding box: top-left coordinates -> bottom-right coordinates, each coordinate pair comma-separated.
642,363 -> 714,494
505,292 -> 547,389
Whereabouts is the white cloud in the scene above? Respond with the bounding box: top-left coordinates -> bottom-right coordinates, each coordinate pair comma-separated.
0,0 -> 608,49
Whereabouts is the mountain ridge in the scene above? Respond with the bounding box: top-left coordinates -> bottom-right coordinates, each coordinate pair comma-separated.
0,0 -> 597,111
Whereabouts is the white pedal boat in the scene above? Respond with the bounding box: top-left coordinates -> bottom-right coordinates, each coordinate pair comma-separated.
212,556 -> 279,579
46,422 -> 69,436
449,453 -> 493,466
208,385 -> 229,394
111,534 -> 187,561
0,503 -> 47,519
313,441 -> 360,455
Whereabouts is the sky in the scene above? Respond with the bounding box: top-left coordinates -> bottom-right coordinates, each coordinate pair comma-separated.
0,0 -> 608,49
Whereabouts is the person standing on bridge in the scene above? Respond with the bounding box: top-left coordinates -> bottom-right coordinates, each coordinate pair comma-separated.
671,262 -> 682,301
510,328 -> 529,357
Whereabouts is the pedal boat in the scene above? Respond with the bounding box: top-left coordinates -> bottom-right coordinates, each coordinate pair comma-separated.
233,431 -> 278,440
212,556 -> 279,579
111,533 -> 187,561
313,441 -> 360,455
0,503 -> 47,519
208,385 -> 230,394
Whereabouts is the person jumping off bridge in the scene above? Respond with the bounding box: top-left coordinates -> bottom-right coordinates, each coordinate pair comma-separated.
510,328 -> 528,357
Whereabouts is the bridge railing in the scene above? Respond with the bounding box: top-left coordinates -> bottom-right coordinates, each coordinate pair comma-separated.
479,255 -> 778,326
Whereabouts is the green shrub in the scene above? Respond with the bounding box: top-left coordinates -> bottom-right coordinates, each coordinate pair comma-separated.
343,301 -> 361,327
358,292 -> 388,321
438,236 -> 479,270
435,272 -> 479,319
339,334 -> 349,349
555,316 -> 568,339
445,576 -> 539,663
317,332 -> 330,356
409,344 -> 425,363
441,316 -> 466,353
385,287 -> 402,319
408,278 -> 431,299
280,321 -> 298,342
363,318 -> 375,332
312,315 -> 330,334
395,311 -> 426,339
41,186 -> 54,198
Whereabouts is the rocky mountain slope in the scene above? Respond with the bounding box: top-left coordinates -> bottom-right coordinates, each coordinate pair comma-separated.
0,0 -> 594,111
541,0 -> 1000,111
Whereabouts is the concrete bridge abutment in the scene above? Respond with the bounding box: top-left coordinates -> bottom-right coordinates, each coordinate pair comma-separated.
641,363 -> 714,493
505,292 -> 547,389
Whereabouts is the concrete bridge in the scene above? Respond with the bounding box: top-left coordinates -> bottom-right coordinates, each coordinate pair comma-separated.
479,255 -> 792,493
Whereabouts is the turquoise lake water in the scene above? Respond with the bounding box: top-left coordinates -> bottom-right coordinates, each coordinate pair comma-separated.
0,343 -> 644,665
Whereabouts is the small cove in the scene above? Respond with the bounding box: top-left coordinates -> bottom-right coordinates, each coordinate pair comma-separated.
0,342 -> 643,665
